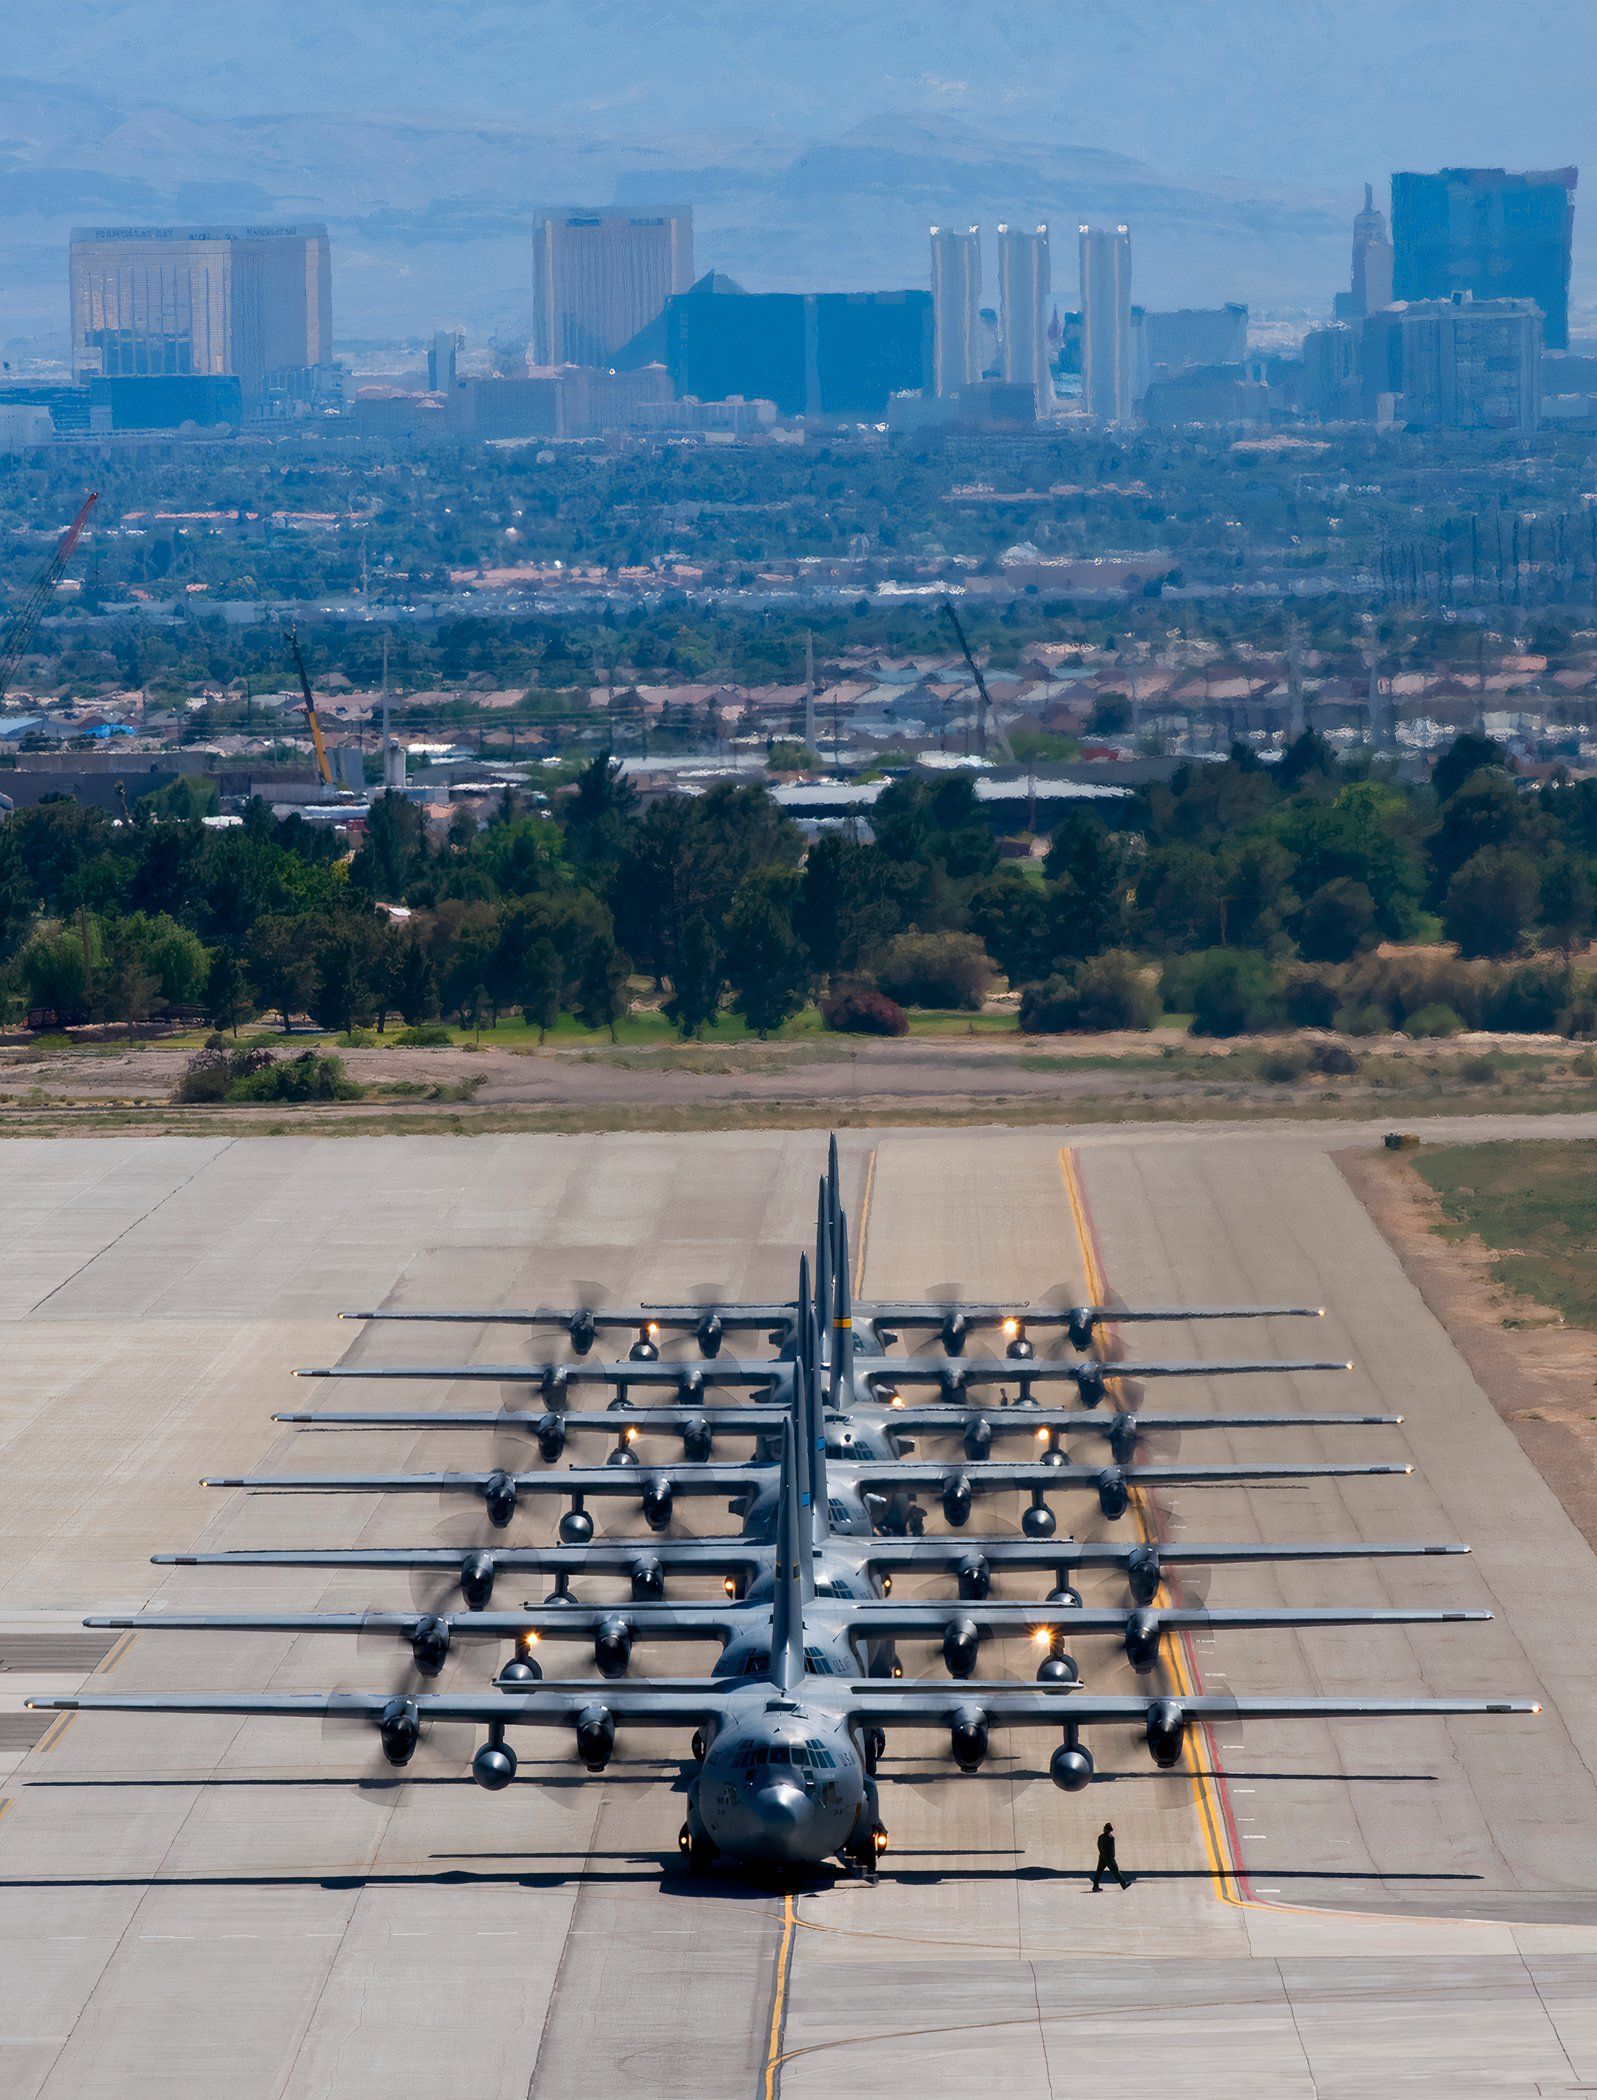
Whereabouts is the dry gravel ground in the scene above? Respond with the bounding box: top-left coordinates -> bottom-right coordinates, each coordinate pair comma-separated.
4,1029 -> 1597,1134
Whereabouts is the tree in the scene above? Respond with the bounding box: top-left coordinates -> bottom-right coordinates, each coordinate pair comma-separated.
574,931 -> 630,1041
397,936 -> 439,1025
18,925 -> 95,1019
968,868 -> 1056,985
0,817 -> 29,965
248,914 -> 319,1031
1178,949 -> 1280,1037
520,936 -> 562,1041
1296,878 -> 1377,964
1135,843 -> 1224,952
874,930 -> 992,1011
1539,850 -> 1594,960
1432,732 -> 1504,805
723,888 -> 811,1038
354,791 -> 426,898
1043,813 -> 1135,960
1430,769 -> 1530,892
665,912 -> 723,1037
204,945 -> 249,1034
797,832 -> 900,978
96,921 -> 158,1032
1444,846 -> 1540,959
562,752 -> 640,876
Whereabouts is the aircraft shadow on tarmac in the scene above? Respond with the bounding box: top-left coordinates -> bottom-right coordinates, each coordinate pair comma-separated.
0,1860 -> 1487,1897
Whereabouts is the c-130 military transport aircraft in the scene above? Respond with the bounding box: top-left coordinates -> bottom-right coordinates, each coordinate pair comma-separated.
31,1140 -> 1538,1879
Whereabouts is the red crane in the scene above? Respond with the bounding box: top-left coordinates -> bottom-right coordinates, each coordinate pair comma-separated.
0,490 -> 99,702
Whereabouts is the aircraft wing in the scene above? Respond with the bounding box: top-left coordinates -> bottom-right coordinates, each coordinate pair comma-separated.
85,1607 -> 746,1643
849,1458 -> 1412,1493
640,1304 -> 794,1327
291,1360 -> 790,1389
202,1464 -> 765,1499
841,1602 -> 1490,1639
151,1541 -> 768,1579
340,1308 -> 668,1329
861,1537 -> 1470,1574
862,1356 -> 1352,1388
843,1682 -> 1538,1728
26,1683 -> 736,1730
272,1406 -> 785,1437
887,1409 -> 1400,1438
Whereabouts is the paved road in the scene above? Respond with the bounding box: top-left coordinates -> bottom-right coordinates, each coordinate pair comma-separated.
0,1131 -> 1592,2098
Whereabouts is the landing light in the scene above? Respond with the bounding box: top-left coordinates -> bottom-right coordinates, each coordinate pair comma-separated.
873,1826 -> 890,1854
887,1392 -> 905,1410
646,1322 -> 661,1338
881,1576 -> 892,1596
1034,1426 -> 1051,1444
624,1426 -> 640,1443
1031,1626 -> 1052,1647
892,1662 -> 903,1678
724,1577 -> 738,1598
518,1630 -> 540,1653
1002,1318 -> 1021,1339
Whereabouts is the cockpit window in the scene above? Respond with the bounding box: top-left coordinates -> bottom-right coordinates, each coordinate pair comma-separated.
736,1741 -> 837,1771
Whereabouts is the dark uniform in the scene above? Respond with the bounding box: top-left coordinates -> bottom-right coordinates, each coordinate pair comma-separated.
1091,1820 -> 1129,1891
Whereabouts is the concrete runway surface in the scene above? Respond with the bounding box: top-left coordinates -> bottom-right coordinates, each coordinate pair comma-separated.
0,1129 -> 1589,2099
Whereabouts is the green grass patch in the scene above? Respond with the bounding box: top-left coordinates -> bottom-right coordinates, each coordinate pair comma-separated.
1414,1140 -> 1597,1330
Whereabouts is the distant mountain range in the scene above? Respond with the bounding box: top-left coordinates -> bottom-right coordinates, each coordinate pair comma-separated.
2,0 -> 1591,348
0,89 -> 1353,347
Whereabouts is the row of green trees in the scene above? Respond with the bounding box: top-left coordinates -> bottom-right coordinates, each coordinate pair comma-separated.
6,732 -> 1597,1040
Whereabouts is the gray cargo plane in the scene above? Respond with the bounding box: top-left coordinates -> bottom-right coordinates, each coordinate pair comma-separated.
98,1327 -> 1489,1687
163,1262 -> 1458,1621
33,1417 -> 1536,1879
338,1134 -> 1325,1362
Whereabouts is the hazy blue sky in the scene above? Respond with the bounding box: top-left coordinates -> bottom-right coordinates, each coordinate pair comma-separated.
5,0 -> 1592,191
4,1 -> 1592,339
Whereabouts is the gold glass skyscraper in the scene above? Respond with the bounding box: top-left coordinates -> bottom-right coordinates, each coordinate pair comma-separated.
69,224 -> 332,401
531,209 -> 694,368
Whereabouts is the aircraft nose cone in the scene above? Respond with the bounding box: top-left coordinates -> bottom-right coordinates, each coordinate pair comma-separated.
752,1781 -> 814,1858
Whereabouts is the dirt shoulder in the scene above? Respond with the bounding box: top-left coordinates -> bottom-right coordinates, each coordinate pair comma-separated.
1340,1145 -> 1597,1557
7,1027 -> 1597,1136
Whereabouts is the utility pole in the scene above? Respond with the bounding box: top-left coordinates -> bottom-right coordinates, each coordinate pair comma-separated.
1284,616 -> 1306,746
379,635 -> 393,789
803,631 -> 817,755
1360,614 -> 1392,752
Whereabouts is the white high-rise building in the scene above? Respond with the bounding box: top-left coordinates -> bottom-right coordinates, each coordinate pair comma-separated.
1079,224 -> 1133,420
930,225 -> 982,395
997,224 -> 1051,415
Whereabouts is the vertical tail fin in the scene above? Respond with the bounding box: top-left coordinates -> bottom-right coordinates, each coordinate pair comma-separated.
770,1414 -> 807,1693
832,1205 -> 855,1402
827,1132 -> 841,1230
807,1281 -> 830,1545
813,1178 -> 832,1380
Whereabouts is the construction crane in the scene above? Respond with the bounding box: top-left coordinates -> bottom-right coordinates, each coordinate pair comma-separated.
0,490 -> 98,702
286,624 -> 336,791
941,596 -> 1014,764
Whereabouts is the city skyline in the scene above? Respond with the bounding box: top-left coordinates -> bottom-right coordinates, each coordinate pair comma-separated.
4,2 -> 1597,346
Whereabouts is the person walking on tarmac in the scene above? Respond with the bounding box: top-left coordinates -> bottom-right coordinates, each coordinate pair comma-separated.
1091,1820 -> 1130,1891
